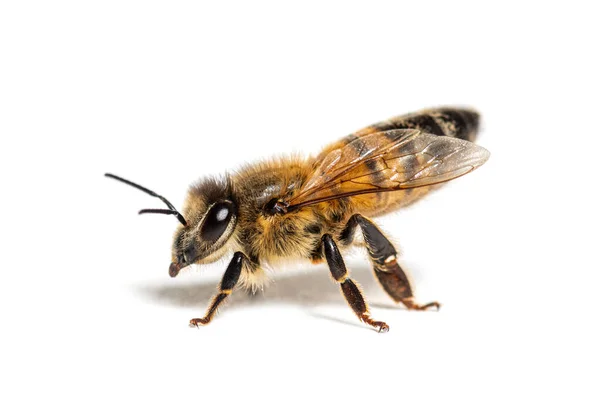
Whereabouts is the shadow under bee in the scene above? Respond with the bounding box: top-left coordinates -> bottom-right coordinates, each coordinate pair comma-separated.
135,261 -> 420,315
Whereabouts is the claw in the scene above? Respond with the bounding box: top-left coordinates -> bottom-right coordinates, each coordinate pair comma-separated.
189,318 -> 207,328
419,301 -> 441,311
402,298 -> 441,311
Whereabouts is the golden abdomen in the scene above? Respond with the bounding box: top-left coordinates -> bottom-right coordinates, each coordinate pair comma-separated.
350,186 -> 436,218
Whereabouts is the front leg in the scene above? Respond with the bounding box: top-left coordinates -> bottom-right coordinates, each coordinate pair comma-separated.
322,234 -> 389,333
190,252 -> 246,327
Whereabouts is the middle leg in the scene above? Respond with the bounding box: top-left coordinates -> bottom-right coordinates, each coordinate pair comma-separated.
321,234 -> 389,333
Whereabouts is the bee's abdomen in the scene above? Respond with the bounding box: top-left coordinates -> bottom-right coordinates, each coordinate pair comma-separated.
347,107 -> 481,217
367,107 -> 480,142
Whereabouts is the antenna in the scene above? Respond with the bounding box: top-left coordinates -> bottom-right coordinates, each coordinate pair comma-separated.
104,173 -> 187,226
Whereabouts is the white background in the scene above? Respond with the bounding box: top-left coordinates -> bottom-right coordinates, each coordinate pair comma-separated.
1,1 -> 598,396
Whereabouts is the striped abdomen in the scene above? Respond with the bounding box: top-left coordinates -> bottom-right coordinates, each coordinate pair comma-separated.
346,107 -> 482,217
359,107 -> 479,143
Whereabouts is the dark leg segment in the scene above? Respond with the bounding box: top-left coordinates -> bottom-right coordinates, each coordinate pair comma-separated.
342,214 -> 440,311
322,234 -> 389,332
189,251 -> 246,327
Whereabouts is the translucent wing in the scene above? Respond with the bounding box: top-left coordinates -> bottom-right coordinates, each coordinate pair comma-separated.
287,129 -> 490,210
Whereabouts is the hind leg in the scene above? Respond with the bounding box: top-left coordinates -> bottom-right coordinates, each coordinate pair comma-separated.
340,214 -> 440,311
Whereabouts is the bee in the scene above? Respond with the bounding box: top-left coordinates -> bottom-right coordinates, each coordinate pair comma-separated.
105,107 -> 489,332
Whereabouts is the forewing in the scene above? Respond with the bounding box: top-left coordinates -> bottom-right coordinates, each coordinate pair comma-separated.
288,129 -> 489,208
298,129 -> 421,198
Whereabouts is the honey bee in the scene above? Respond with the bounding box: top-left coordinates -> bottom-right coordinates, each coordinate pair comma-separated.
105,107 -> 489,332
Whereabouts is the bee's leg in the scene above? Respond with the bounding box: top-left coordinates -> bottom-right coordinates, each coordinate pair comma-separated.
189,251 -> 246,327
321,234 -> 389,333
341,214 -> 440,311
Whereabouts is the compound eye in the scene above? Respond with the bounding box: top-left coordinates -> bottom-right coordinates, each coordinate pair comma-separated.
200,201 -> 235,242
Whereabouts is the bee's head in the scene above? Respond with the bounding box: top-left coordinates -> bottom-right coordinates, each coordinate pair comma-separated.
169,177 -> 238,277
104,174 -> 238,278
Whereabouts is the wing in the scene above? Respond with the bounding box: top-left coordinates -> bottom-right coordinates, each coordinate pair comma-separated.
287,129 -> 490,210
